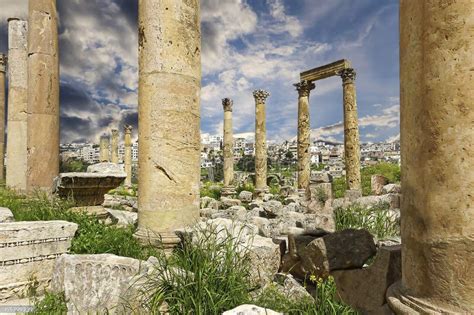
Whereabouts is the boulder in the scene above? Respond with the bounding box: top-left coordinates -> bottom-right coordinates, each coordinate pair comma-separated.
355,194 -> 400,210
200,196 -> 216,209
220,197 -> 242,209
199,207 -> 218,219
344,189 -> 362,201
300,229 -> 376,278
0,207 -> 14,223
307,182 -> 333,202
273,273 -> 313,301
248,235 -> 281,287
310,171 -> 332,183
106,209 -> 138,227
331,245 -> 401,314
223,305 -> 282,315
103,194 -> 137,212
248,216 -> 272,237
212,206 -> 247,221
238,190 -> 253,202
371,175 -> 389,195
279,186 -> 296,198
301,213 -> 335,233
263,193 -> 275,202
282,202 -> 304,213
382,183 -> 401,194
283,195 -> 300,205
261,200 -> 284,218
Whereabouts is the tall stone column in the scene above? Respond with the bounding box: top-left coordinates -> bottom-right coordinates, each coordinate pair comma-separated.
110,129 -> 119,163
26,0 -> 59,192
136,0 -> 201,249
387,1 -> 474,313
295,80 -> 315,194
340,68 -> 361,193
0,54 -> 6,181
6,19 -> 28,191
221,98 -> 236,197
253,89 -> 270,197
99,135 -> 110,162
124,125 -> 132,187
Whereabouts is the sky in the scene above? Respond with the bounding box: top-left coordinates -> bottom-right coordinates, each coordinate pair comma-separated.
0,0 -> 400,144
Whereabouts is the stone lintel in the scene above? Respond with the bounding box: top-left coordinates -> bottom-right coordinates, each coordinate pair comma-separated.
300,59 -> 351,82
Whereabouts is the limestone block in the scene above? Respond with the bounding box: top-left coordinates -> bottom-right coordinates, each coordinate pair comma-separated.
211,206 -> 247,221
87,162 -> 125,175
332,245 -> 401,313
301,213 -> 335,232
382,183 -> 401,194
54,172 -> 125,206
300,229 -> 376,278
248,235 -> 281,288
106,209 -> 138,227
51,254 -> 148,314
200,196 -> 216,209
279,186 -> 296,198
261,200 -> 284,218
371,175 -> 389,195
273,273 -> 313,301
199,207 -> 218,219
0,221 -> 78,302
282,202 -> 304,213
223,304 -> 282,315
0,207 -> 14,223
354,194 -> 400,210
310,171 -> 332,183
307,182 -> 333,202
220,197 -> 241,209
344,189 -> 362,201
263,193 -> 275,202
248,216 -> 272,237
238,190 -> 253,202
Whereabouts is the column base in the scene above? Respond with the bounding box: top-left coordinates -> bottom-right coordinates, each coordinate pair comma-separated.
254,187 -> 269,200
386,281 -> 464,315
221,185 -> 236,197
133,227 -> 181,252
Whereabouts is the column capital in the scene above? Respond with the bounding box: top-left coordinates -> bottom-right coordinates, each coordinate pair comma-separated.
0,54 -> 7,73
222,98 -> 233,112
339,68 -> 356,84
294,80 -> 315,97
253,89 -> 270,103
111,129 -> 119,136
124,125 -> 133,134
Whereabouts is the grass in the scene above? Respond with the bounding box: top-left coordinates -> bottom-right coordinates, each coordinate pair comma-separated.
0,187 -> 157,260
134,224 -> 356,314
200,182 -> 223,199
31,291 -> 68,315
109,184 -> 138,197
333,162 -> 401,198
236,182 -> 255,194
334,201 -> 400,239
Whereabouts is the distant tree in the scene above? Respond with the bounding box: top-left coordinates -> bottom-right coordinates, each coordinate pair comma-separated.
60,158 -> 89,172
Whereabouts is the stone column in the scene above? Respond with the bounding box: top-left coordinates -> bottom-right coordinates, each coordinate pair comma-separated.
387,2 -> 474,313
124,125 -> 132,187
340,68 -> 361,193
135,0 -> 201,249
26,0 -> 59,192
6,19 -> 28,191
295,80 -> 315,194
221,98 -> 236,197
253,89 -> 270,197
0,54 -> 6,181
99,135 -> 110,162
110,129 -> 119,163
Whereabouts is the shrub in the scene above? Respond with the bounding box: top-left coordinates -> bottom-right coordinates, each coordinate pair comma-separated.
334,202 -> 400,239
31,291 -> 68,315
236,182 -> 255,194
200,182 -> 222,199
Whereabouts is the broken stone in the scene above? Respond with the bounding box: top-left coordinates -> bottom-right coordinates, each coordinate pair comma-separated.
307,182 -> 333,202
331,245 -> 401,313
310,171 -> 332,183
199,207 -> 218,219
0,207 -> 14,223
382,183 -> 401,194
238,190 -> 253,202
273,273 -> 313,301
212,205 -> 247,221
223,304 -> 282,315
106,208 -> 138,227
220,197 -> 242,209
200,196 -> 216,209
371,175 -> 389,195
87,162 -> 125,175
261,200 -> 284,218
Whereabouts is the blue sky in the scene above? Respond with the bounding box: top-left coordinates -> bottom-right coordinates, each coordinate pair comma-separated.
0,0 -> 400,143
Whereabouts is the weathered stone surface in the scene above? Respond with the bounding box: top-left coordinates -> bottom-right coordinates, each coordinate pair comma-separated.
332,245 -> 401,313
199,207 -> 218,219
248,216 -> 272,237
212,206 -> 247,221
273,273 -> 313,301
220,197 -> 242,209
310,171 -> 332,184
282,202 -> 304,213
0,207 -> 14,223
263,193 -> 275,202
53,172 -> 125,206
123,125 -> 133,187
87,162 -> 125,175
307,182 -> 333,202
135,0 -> 201,250
69,206 -> 110,220
0,221 -> 78,302
344,189 -> 362,201
261,200 -> 284,218
223,304 -> 282,315
355,194 -> 400,210
371,175 -> 389,196
238,190 -> 253,202
254,90 -> 270,195
200,196 -> 216,209
110,129 -> 119,163
106,209 -> 138,227
280,186 -> 296,198
382,183 -> 401,194
26,0 -> 60,192
301,229 -> 376,278
6,19 -> 28,191
51,254 -> 148,314
103,194 -> 137,212
222,98 -> 235,195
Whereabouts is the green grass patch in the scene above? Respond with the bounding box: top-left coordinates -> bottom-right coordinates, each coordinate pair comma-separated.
200,182 -> 223,199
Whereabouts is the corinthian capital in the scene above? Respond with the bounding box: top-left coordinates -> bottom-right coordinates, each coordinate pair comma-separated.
222,98 -> 233,112
0,54 -> 6,73
124,125 -> 133,134
339,68 -> 356,84
111,129 -> 119,137
253,89 -> 270,103
294,80 -> 315,97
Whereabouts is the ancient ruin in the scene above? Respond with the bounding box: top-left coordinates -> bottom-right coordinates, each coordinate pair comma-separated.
99,134 -> 110,162
221,98 -> 236,197
110,129 -> 119,163
253,89 -> 270,198
297,60 -> 362,195
123,125 -> 133,187
26,0 -> 59,193
0,54 -> 6,180
6,18 -> 28,191
135,0 -> 201,249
